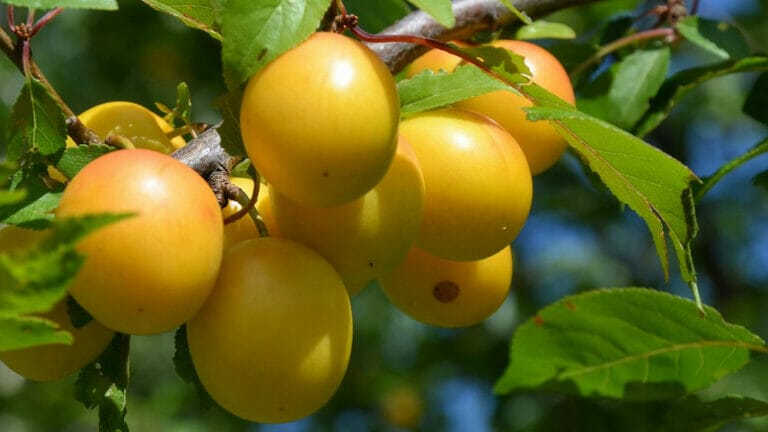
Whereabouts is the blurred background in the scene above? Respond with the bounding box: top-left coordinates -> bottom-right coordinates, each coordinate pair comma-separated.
1,0 -> 767,430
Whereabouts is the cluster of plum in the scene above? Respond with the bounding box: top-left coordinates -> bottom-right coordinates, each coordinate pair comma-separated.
0,30 -> 573,424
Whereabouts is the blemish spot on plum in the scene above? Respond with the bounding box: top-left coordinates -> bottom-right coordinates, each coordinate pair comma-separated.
368,261 -> 374,268
137,307 -> 144,313
322,171 -> 329,178
257,48 -> 268,61
433,280 -> 459,303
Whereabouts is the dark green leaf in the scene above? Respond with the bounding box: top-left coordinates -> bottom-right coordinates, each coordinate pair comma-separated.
635,56 -> 768,137
219,0 -> 332,89
55,144 -> 115,180
0,315 -> 71,350
515,21 -> 576,40
173,325 -> 215,408
75,334 -> 129,432
495,288 -> 767,400
343,0 -> 410,33
406,0 -> 453,28
660,395 -> 768,432
140,0 -> 221,40
676,17 -> 751,61
523,87 -> 699,289
753,169 -> 768,192
744,72 -> 768,125
575,61 -> 618,121
6,77 -> 67,163
212,89 -> 246,157
67,295 -> 93,329
607,48 -> 670,130
0,0 -> 117,9
397,65 -> 511,115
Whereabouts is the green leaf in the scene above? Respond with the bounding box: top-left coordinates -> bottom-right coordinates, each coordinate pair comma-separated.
515,21 -> 576,40
343,0 -> 410,33
578,48 -> 670,130
676,17 -> 751,61
0,163 -> 61,229
660,395 -> 768,432
6,77 -> 67,163
743,72 -> 768,125
173,325 -> 215,408
397,65 -> 511,115
523,87 -> 699,290
0,315 -> 71,350
212,89 -> 246,158
0,189 -> 26,207
635,56 -> 768,137
753,169 -> 768,192
607,48 -> 670,130
219,0 -> 332,89
406,0 -> 454,28
0,214 -> 131,318
0,0 -> 117,9
75,334 -> 129,432
495,288 -> 767,400
67,295 -> 93,329
458,45 -> 531,83
140,0 -> 221,40
55,144 -> 115,180
496,0 -> 531,25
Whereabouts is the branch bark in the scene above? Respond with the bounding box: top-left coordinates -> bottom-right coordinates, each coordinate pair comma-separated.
369,0 -> 610,73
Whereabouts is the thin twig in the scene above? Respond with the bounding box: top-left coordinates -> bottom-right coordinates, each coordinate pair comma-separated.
695,137 -> 768,202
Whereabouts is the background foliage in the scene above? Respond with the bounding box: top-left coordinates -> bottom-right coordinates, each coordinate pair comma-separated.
1,0 -> 768,431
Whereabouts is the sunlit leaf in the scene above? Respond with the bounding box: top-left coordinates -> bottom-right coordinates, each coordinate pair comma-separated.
397,65 -> 511,115
219,0 -> 332,88
55,144 -> 115,180
0,0 -> 117,9
495,289 -> 767,400
0,214 -> 131,318
523,84 -> 698,291
635,56 -> 768,137
607,48 -> 670,130
579,48 -> 670,130
406,0 -> 454,28
0,315 -> 71,350
516,20 -> 575,40
140,0 -> 221,40
6,77 -> 67,163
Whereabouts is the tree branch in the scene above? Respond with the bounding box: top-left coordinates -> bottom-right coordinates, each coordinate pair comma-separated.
368,0 -> 610,73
